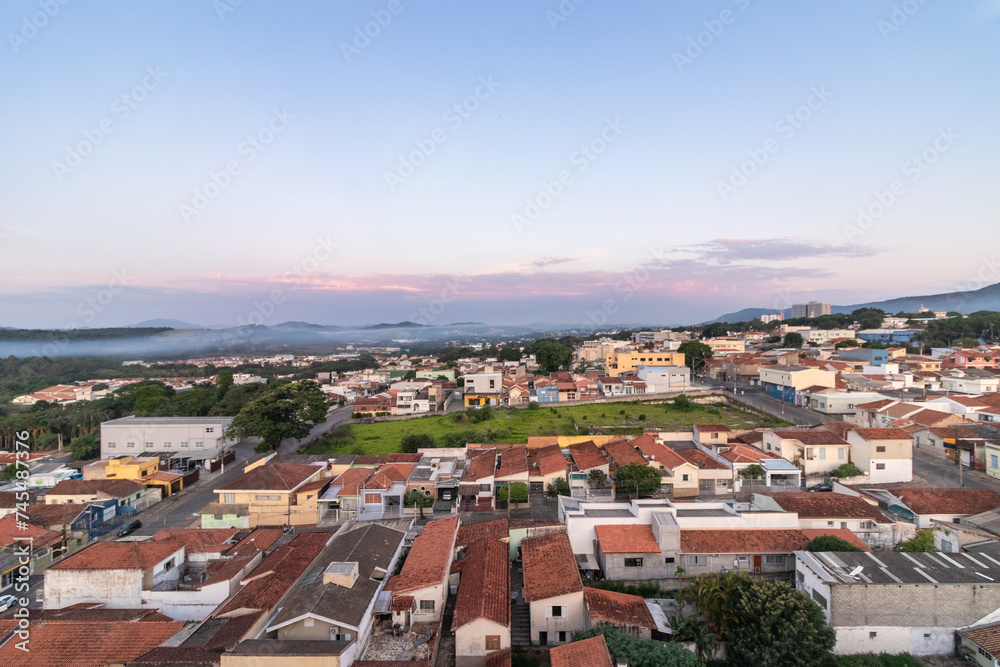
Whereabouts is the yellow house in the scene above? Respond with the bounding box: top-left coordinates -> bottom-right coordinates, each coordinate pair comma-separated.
82,456 -> 159,481
605,350 -> 685,377
704,338 -> 746,353
213,463 -> 325,527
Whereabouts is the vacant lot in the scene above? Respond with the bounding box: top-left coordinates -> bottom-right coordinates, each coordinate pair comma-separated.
304,395 -> 790,456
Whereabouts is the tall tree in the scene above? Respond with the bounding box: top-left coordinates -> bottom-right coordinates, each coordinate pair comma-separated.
226,380 -> 329,453
614,463 -> 662,498
532,338 -> 573,374
677,340 -> 714,371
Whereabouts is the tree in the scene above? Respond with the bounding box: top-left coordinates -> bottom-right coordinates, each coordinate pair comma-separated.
532,338 -> 573,374
727,581 -> 836,667
740,463 -> 765,495
497,347 -> 522,362
897,528 -> 937,552
0,464 -> 16,481
546,478 -> 570,497
402,370 -> 417,381
830,462 -> 863,478
216,368 -> 234,397
69,433 -> 99,460
615,463 -> 662,498
226,380 -> 329,453
588,469 -> 611,490
404,489 -> 433,519
401,433 -> 433,454
527,400 -> 539,410
677,340 -> 713,371
807,535 -> 863,552
572,626 -> 701,667
783,332 -> 804,348
677,571 -> 751,639
497,482 -> 528,504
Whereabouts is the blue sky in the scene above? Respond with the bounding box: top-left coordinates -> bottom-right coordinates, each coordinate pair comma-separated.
1,0 -> 999,329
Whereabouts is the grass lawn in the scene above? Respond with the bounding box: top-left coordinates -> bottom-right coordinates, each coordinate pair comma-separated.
304,394 -> 792,456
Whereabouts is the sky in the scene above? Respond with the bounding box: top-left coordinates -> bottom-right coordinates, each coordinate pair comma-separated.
1,0 -> 999,330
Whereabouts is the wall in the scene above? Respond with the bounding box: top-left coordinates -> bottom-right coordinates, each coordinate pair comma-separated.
529,591 -> 586,645
44,568 -> 142,609
833,626 -> 955,656
829,583 -> 1000,630
455,617 -> 510,664
601,551 -> 678,581
408,582 -> 447,623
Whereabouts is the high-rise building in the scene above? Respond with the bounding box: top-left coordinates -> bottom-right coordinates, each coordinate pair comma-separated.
791,301 -> 831,318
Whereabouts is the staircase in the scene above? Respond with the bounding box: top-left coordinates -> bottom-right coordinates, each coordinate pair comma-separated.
511,602 -> 531,645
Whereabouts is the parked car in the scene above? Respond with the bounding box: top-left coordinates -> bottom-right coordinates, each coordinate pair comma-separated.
0,595 -> 18,612
809,483 -> 833,492
117,519 -> 142,537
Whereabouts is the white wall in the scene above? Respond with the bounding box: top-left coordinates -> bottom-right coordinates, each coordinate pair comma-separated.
529,591 -> 585,645
44,568 -> 142,609
455,618 -> 510,662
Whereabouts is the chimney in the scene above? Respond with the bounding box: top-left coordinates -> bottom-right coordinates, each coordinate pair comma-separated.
323,561 -> 359,588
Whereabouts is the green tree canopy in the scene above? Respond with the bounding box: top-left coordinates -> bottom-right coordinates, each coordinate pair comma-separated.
532,338 -> 573,374
897,528 -> 937,552
226,380 -> 329,453
783,332 -> 804,348
69,433 -> 99,460
401,433 -> 434,454
497,481 -> 528,503
806,535 -> 864,552
497,347 -> 522,362
615,462 -> 662,498
588,469 -> 611,489
572,626 -> 701,667
677,340 -> 714,370
727,581 -> 836,667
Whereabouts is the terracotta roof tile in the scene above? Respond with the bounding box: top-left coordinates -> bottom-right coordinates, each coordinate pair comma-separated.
772,429 -> 848,446
25,503 -> 87,529
568,441 -> 607,471
0,620 -> 186,667
0,514 -> 62,549
603,439 -> 647,469
960,623 -> 1000,659
47,478 -> 144,498
632,435 -> 688,470
151,528 -> 239,554
456,518 -> 508,548
584,587 -> 656,629
522,532 -> 582,602
549,635 -> 613,667
453,538 -> 510,628
463,449 -> 498,482
765,493 -> 891,522
333,467 -> 374,496
390,595 -> 414,612
676,448 -> 728,470
485,649 -> 512,667
799,529 -> 871,551
393,516 -> 459,594
495,447 -> 528,478
850,427 -> 913,440
886,487 -> 1000,516
528,444 -> 567,477
720,443 -> 776,464
696,424 -> 730,432
215,463 -> 321,492
49,540 -> 185,571
595,524 -> 660,554
681,529 -> 817,554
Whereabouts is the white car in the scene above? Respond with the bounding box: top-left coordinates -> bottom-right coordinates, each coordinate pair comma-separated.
0,595 -> 17,613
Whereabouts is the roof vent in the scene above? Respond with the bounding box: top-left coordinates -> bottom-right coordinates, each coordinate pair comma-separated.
323,561 -> 359,588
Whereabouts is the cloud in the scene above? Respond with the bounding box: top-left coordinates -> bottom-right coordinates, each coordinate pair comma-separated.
526,256 -> 577,269
683,238 -> 880,264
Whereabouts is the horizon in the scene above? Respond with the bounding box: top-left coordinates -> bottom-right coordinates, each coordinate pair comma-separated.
3,2 -> 999,329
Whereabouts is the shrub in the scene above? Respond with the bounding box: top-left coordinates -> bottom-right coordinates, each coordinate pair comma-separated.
830,462 -> 863,478
638,414 -> 646,421
806,535 -> 863,552
527,401 -> 539,410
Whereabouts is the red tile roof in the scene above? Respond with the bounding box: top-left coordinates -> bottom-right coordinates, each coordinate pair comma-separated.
886,487 -> 1000,516
463,449 -> 498,481
47,478 -> 144,498
549,635 -> 614,667
151,528 -> 238,554
0,514 -> 62,549
720,443 -> 776,464
495,447 -> 528,478
456,518 -> 509,548
584,587 -> 656,629
603,439 -> 647,469
850,427 -> 913,440
909,409 -> 972,427
485,649 -> 512,667
568,441 -> 607,471
216,531 -> 331,615
799,529 -> 871,551
227,527 -> 284,557
820,422 -> 853,440
394,516 -> 459,594
0,620 -> 186,667
528,444 -> 567,477
632,434 -> 689,470
696,424 -> 731,432
765,492 -> 891,522
595,524 -> 660,554
453,538 -> 510,629
772,429 -> 848,446
25,503 -> 87,529
49,540 -> 185,571
522,532 -> 582,602
676,448 -> 728,470
215,463 -> 321,492
390,595 -> 414,612
333,467 -> 374,496
681,529 -> 818,554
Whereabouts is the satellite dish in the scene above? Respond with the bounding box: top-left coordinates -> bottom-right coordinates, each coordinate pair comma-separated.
849,566 -> 864,577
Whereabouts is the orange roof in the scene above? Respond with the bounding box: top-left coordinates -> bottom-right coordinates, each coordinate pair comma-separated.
772,429 -> 848,446
549,635 -> 614,667
463,449 -> 498,481
0,514 -> 62,550
390,595 -> 414,612
0,620 -> 186,667
695,423 -> 730,432
676,448 -> 728,470
766,493 -> 890,522
603,439 -> 647,469
456,518 -> 509,548
522,532 -> 582,602
632,434 -> 689,470
528,444 -> 567,477
681,529 -> 817,554
215,463 -> 321,492
333,467 -> 374,496
394,516 -> 460,594
595,524 -> 660,554
720,443 -> 776,464
151,528 -> 239,553
568,441 -> 607,471
799,529 -> 871,551
453,538 -> 510,629
495,447 -> 528,478
49,540 -> 185,571
886,487 -> 1000,516
850,427 -> 913,440
584,587 -> 656,629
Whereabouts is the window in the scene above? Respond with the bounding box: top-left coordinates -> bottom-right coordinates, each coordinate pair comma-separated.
127,442 -> 136,449
548,605 -> 564,618
364,493 -> 382,504
681,474 -> 689,482
332,632 -> 352,641
558,631 -> 567,643
163,558 -> 176,571
811,589 -> 828,609
992,455 -> 998,469
664,556 -> 675,564
861,520 -> 875,530
838,448 -> 845,460
624,558 -> 643,568
827,521 -> 834,527
480,483 -> 491,493
841,522 -> 848,529
686,555 -> 707,566
419,600 -> 435,611
206,427 -> 215,433
869,631 -> 877,639
876,445 -> 886,453
875,463 -> 886,470
763,555 -> 785,566
486,635 -> 501,650
818,448 -> 826,460
223,493 -> 235,504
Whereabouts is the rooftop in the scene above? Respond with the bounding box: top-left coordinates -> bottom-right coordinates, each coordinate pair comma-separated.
584,587 -> 656,629
765,492 -> 891,523
886,487 -> 1000,516
681,528 -> 851,554
215,463 -> 322,492
595,524 -> 661,554
393,516 -> 459,594
549,635 -> 613,667
47,478 -> 144,498
522,532 -> 582,602
453,537 -> 511,629
0,620 -> 187,667
568,440 -> 608,471
798,549 -> 1000,585
49,540 -> 185,571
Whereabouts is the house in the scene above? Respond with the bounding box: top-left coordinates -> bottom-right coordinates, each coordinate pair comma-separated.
460,449 -> 498,511
633,435 -> 699,498
45,478 -> 148,509
882,487 -> 1000,528
358,463 -> 415,520
959,622 -> 1000,666
0,515 -> 63,592
680,528 -> 866,578
719,443 -> 802,491
212,462 -> 325,527
0,619 -> 188,667
759,365 -> 836,403
604,350 -> 684,377
675,448 -> 732,496
761,429 -> 851,478
391,515 -> 460,623
595,523 -> 678,581
805,391 -> 890,415
549,634 -> 614,667
100,415 -> 236,464
43,540 -> 187,609
583,587 -> 658,641
83,455 -> 187,497
453,537 -> 511,666
755,492 -> 908,549
636,365 -> 690,392
795,549 -> 1000,655
527,444 -> 568,495
567,440 -> 609,488
603,439 -> 648,474
844,428 -> 913,483
494,447 -> 529,501
522,531 -> 585,646
693,424 -> 730,445
264,522 -> 406,666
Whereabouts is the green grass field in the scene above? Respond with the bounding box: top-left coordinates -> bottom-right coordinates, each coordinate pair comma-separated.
304,395 -> 792,456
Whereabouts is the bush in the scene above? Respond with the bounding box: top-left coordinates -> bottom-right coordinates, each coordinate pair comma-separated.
638,414 -> 646,421
806,535 -> 863,552
619,409 -> 625,415
401,433 -> 433,454
546,478 -> 570,497
833,654 -> 923,667
897,528 -> 937,553
830,462 -> 863,478
527,401 -> 539,410
572,626 -> 701,667
70,434 -> 99,460
673,395 -> 693,411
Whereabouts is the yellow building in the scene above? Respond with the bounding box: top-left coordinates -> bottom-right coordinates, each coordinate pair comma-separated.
82,456 -> 159,481
704,338 -> 746,353
605,350 -> 685,376
213,462 -> 325,527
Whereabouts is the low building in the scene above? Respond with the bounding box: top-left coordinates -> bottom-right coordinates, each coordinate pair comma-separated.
844,428 -> 913,483
755,492 -> 908,549
605,350 -> 684,377
636,365 -> 690,393
549,634 -> 614,667
464,373 -> 503,407
522,531 -> 585,646
212,462 -> 325,527
391,515 -> 459,624
453,537 -> 511,667
583,586 -> 658,641
100,415 -> 236,464
796,549 -> 1000,655
595,522 -> 678,581
959,622 -> 1000,666
761,429 -> 851,478
882,487 -> 1000,528
760,366 -> 836,403
44,478 -> 147,509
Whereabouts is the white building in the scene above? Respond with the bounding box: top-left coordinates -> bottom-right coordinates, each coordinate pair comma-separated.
636,365 -> 690,393
100,416 -> 236,463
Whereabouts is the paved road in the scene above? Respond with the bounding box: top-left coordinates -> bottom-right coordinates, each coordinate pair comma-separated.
911,448 -> 997,491
714,384 -> 831,426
